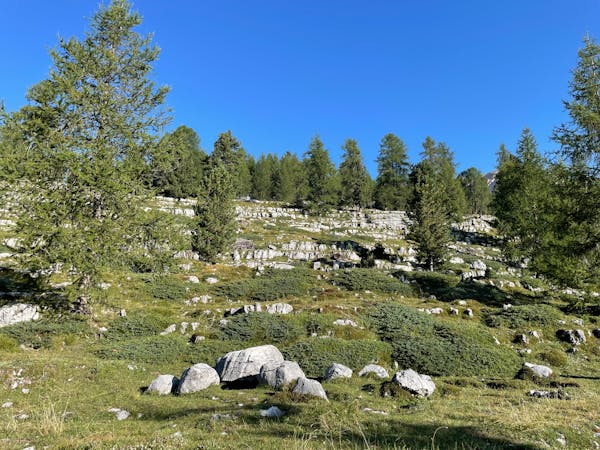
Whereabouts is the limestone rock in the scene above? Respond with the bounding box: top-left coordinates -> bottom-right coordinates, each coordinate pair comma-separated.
266,303 -> 293,315
260,406 -> 285,418
177,363 -> 220,394
523,362 -> 553,379
0,304 -> 39,328
292,377 -> 328,401
146,374 -> 178,395
324,363 -> 353,380
258,361 -> 305,389
216,345 -> 284,382
358,364 -> 389,379
391,369 -> 436,397
556,329 -> 586,345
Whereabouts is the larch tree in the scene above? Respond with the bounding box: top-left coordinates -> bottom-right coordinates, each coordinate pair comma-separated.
0,0 -> 179,296
339,138 -> 372,208
458,167 -> 492,215
304,135 -> 339,213
374,133 -> 411,211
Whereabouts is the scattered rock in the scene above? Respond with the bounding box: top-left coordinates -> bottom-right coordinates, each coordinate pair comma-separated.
514,334 -> 529,345
449,307 -> 459,315
362,407 -> 388,415
205,277 -> 218,284
358,364 -> 389,379
2,402 -> 13,408
187,276 -> 200,284
427,307 -> 443,315
216,345 -> 284,383
457,300 -> 467,306
529,389 -> 568,399
292,377 -> 328,401
178,363 -> 220,394
260,406 -> 285,418
556,329 -> 586,345
160,324 -> 177,335
592,329 -> 600,339
324,363 -> 353,380
258,361 -> 305,390
522,362 -> 553,379
190,334 -> 205,344
108,408 -> 130,420
266,303 -> 293,315
333,319 -> 358,327
463,308 -> 474,318
146,375 -> 179,395
391,369 -> 436,397
0,304 -> 39,327
119,309 -> 126,317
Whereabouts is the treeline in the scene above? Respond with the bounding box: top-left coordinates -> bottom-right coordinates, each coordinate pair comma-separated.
152,127 -> 492,216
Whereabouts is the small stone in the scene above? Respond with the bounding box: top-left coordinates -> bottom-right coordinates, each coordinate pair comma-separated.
503,303 -> 513,310
523,362 -> 553,379
160,324 -> 177,335
205,277 -> 218,285
457,300 -> 467,306
324,363 -> 353,380
449,307 -> 459,315
260,406 -> 285,418
119,309 -> 126,317
427,307 -> 443,315
463,308 -> 473,318
187,276 -> 200,284
2,402 -> 13,408
15,413 -> 29,420
21,388 -> 29,394
358,364 -> 389,379
333,319 -> 358,327
191,334 -> 205,343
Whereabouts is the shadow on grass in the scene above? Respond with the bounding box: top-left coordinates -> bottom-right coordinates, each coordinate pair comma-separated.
249,420 -> 543,450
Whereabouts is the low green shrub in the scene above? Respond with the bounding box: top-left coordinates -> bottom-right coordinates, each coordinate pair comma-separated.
94,335 -> 188,363
142,275 -> 190,300
0,318 -> 91,349
482,304 -> 562,328
283,338 -> 392,378
535,344 -> 568,367
369,303 -> 521,377
0,334 -> 19,352
106,313 -> 173,340
217,312 -> 303,344
334,269 -> 414,295
215,268 -> 314,301
182,340 -> 246,366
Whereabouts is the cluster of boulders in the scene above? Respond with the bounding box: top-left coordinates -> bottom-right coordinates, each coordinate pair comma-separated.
145,344 -> 437,401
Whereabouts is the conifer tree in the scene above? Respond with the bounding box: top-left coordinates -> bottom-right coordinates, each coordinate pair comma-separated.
304,135 -> 339,213
0,0 -> 177,292
211,131 -> 251,198
251,153 -> 278,200
458,167 -> 492,215
339,138 -> 372,208
374,133 -> 411,210
273,151 -> 307,204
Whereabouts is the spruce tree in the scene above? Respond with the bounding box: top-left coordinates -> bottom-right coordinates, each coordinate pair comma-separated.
339,138 -> 372,208
0,0 -> 176,292
458,167 -> 492,215
251,153 -> 278,200
273,151 -> 307,204
374,133 -> 411,211
304,135 -> 339,213
211,131 -> 251,198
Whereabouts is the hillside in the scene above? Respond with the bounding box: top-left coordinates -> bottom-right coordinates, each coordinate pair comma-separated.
0,200 -> 599,450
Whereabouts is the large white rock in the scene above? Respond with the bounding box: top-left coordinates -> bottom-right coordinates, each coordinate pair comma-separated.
523,362 -> 553,379
177,363 -> 220,393
258,361 -> 305,389
0,304 -> 39,328
146,374 -> 179,395
392,369 -> 436,397
266,303 -> 293,315
216,345 -> 284,382
292,377 -> 328,401
324,363 -> 353,380
358,364 -> 389,379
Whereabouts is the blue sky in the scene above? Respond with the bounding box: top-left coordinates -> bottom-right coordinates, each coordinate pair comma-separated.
1,1 -> 599,176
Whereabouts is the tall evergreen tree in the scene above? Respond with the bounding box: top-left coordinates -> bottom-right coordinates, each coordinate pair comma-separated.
152,125 -> 206,199
304,135 -> 339,213
339,138 -> 372,208
0,0 -> 177,292
251,153 -> 278,200
273,151 -> 307,204
374,133 -> 411,211
458,167 -> 492,215
211,130 -> 251,198
549,36 -> 600,285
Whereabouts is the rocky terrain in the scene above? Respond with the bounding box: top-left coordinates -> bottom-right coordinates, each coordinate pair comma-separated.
0,200 -> 599,449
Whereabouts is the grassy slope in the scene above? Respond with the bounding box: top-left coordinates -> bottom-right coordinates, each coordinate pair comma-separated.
0,202 -> 599,449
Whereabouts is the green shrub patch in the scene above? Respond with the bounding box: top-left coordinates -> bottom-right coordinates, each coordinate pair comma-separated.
334,268 -> 414,295
0,317 -> 91,349
214,268 -> 314,301
217,312 -> 303,344
369,303 -> 521,377
482,304 -> 562,328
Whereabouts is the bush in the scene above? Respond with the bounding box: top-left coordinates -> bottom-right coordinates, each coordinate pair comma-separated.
283,338 -> 392,378
482,304 -> 562,329
0,318 -> 91,349
217,313 -> 303,344
142,275 -> 190,300
369,303 -> 521,377
95,335 -> 188,363
215,268 -> 314,301
535,344 -> 568,367
183,339 -> 247,366
106,313 -> 173,340
0,334 -> 19,352
334,269 -> 414,295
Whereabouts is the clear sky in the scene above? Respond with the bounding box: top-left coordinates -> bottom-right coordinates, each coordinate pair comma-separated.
1,0 -> 599,176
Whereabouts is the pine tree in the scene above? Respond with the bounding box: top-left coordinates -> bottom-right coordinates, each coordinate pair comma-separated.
374,133 -> 411,210
339,138 -> 372,208
458,167 -> 492,215
251,153 -> 278,200
152,125 -> 206,199
304,135 -> 339,213
410,170 -> 450,271
211,131 -> 251,198
0,0 -> 176,292
192,162 -> 236,263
